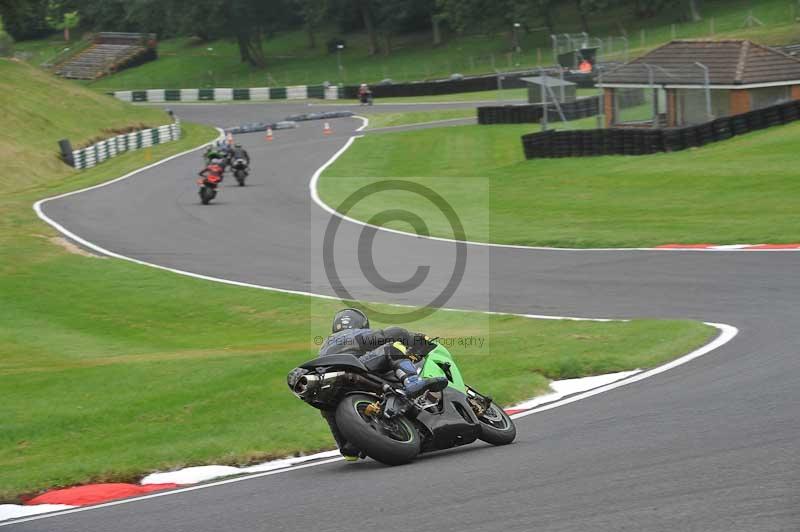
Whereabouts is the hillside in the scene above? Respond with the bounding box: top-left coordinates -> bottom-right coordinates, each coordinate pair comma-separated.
14,0 -> 797,91
0,59 -> 169,192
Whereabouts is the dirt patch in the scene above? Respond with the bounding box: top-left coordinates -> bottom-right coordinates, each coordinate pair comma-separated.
48,236 -> 105,258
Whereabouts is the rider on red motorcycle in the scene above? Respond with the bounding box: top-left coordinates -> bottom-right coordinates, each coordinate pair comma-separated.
198,159 -> 224,184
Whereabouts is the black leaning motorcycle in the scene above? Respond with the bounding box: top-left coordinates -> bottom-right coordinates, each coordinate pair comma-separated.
288,340 -> 516,465
232,158 -> 249,186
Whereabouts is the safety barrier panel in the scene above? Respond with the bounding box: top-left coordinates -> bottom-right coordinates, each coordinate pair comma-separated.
478,97 -> 600,125
109,71 -> 597,103
112,85 -> 339,102
520,99 -> 800,159
68,120 -> 181,170
341,71 -> 594,99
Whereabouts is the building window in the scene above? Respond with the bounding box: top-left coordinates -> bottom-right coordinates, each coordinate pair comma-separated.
749,86 -> 791,110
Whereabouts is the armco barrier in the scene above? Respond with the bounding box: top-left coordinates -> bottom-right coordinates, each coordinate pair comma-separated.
478,96 -> 600,125
342,70 -> 595,99
110,70 -> 599,104
111,84 -> 340,103
66,120 -> 181,170
521,99 -> 800,159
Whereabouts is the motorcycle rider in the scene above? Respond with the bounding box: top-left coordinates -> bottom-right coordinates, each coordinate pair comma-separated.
198,157 -> 225,184
203,143 -> 225,164
357,83 -> 372,105
317,308 -> 448,460
230,144 -> 250,173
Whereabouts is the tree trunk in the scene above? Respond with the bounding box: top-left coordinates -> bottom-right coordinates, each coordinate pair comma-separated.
64,27 -> 70,41
357,0 -> 379,55
574,0 -> 590,34
431,14 -> 441,46
237,32 -> 252,64
688,0 -> 702,22
237,30 -> 265,68
306,25 -> 316,48
382,32 -> 391,56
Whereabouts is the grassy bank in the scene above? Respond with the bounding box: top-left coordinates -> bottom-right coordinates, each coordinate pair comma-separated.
15,0 -> 800,91
0,59 -> 715,500
319,121 -> 800,247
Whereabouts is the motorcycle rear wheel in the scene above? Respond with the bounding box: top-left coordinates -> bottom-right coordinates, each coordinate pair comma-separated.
476,403 -> 516,445
199,186 -> 215,205
336,393 -> 420,465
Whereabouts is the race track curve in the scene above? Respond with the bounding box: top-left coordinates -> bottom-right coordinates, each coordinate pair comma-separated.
12,102 -> 800,532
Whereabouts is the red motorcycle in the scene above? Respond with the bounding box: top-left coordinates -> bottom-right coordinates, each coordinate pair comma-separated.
198,163 -> 223,205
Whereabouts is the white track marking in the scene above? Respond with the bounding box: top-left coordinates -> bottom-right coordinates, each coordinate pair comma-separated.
353,115 -> 369,131
11,118 -> 739,528
0,505 -> 76,521
366,117 -> 476,132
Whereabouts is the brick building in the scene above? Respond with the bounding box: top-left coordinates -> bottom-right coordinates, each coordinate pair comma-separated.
598,40 -> 800,127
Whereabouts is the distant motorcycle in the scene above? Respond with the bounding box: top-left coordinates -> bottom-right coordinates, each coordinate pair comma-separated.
232,158 -> 249,186
359,91 -> 373,106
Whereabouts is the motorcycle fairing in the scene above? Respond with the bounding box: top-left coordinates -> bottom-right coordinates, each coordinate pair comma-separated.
300,354 -> 368,372
414,387 -> 480,451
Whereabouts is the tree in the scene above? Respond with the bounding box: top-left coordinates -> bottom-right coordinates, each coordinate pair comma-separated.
687,0 -> 702,21
0,0 -> 51,41
354,0 -> 379,55
294,0 -> 328,48
46,1 -> 80,41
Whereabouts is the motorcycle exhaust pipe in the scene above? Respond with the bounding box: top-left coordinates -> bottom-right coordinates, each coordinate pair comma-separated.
293,371 -> 383,399
293,374 -> 320,397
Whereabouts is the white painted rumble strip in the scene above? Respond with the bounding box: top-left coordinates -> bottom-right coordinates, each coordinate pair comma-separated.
11,115 -> 739,528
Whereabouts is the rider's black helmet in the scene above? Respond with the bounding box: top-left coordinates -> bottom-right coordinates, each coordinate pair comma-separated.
332,308 -> 369,333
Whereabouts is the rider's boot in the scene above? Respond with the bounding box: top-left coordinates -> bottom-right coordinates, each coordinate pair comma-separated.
321,410 -> 361,461
395,359 -> 448,398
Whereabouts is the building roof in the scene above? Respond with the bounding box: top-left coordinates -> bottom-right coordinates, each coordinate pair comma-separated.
601,40 -> 800,86
520,76 -> 576,88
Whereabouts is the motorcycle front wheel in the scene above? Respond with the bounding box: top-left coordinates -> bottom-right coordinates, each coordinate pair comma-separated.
476,403 -> 516,445
234,170 -> 246,186
336,393 -> 420,465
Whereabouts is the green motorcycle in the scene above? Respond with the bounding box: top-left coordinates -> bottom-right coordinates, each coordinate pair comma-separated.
287,340 -> 516,465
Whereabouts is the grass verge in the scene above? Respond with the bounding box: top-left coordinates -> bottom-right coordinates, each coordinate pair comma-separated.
319,121 -> 800,247
0,59 -> 715,501
365,108 -> 476,129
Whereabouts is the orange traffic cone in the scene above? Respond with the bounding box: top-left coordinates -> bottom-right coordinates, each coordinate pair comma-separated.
265,127 -> 273,142
323,122 -> 332,136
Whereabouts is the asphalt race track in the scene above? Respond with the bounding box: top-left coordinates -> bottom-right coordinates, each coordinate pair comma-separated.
14,102 -> 800,531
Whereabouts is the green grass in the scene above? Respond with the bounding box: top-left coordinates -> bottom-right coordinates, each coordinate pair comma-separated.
319,120 -> 800,247
0,58 -> 715,500
0,59 -> 169,191
14,0 -> 792,91
13,35 -> 83,66
365,108 -> 476,129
